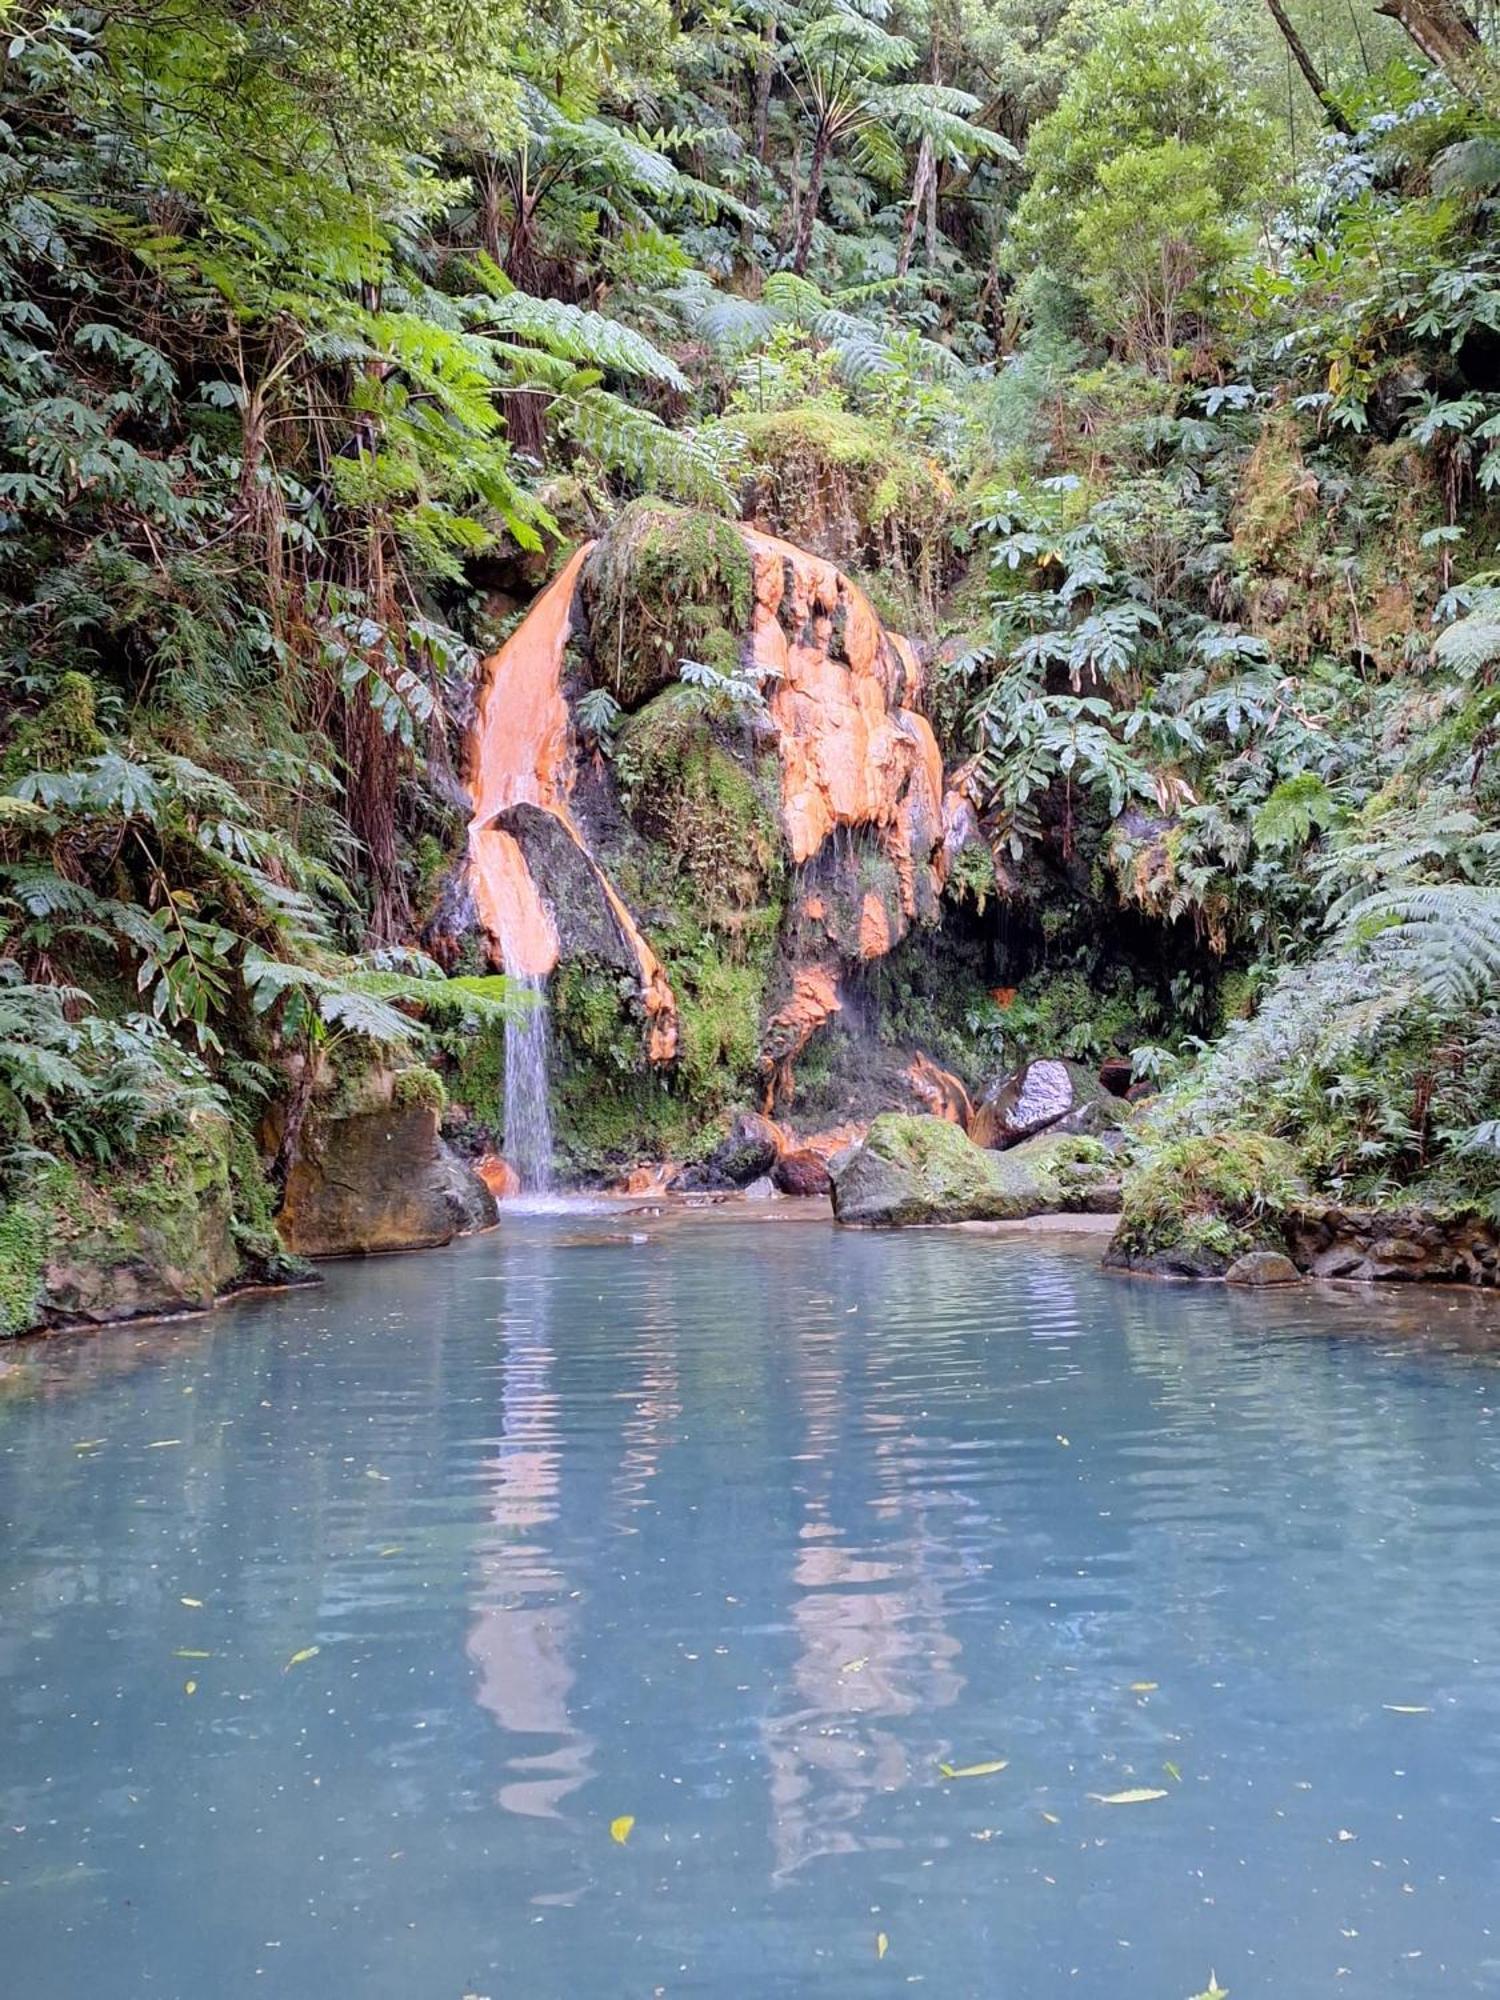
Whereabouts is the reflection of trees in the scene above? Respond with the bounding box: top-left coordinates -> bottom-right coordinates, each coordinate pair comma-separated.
468,1266 -> 593,1819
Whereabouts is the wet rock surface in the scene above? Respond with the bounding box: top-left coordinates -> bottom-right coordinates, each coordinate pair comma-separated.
278,1104 -> 497,1259
970,1058 -> 1119,1150
1225,1249 -> 1302,1287
1287,1206 -> 1500,1287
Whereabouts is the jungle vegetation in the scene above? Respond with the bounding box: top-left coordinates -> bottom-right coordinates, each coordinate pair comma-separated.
4,0 -> 1500,1280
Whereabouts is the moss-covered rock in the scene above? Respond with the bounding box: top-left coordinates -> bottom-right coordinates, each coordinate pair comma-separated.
830,1113 -> 1119,1227
1,1116 -> 290,1336
1,670 -> 106,780
737,404 -> 955,591
1106,1131 -> 1304,1278
615,693 -> 784,932
582,501 -> 753,710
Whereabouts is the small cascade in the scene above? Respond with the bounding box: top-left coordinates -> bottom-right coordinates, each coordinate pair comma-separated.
503,975 -> 554,1193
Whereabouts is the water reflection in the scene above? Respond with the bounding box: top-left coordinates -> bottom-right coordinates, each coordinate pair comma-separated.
467,1258 -> 593,1819
762,1319 -> 963,1877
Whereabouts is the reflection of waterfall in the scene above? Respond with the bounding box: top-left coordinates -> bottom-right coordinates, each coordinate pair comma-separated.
504,976 -> 553,1193
468,1267 -> 592,1820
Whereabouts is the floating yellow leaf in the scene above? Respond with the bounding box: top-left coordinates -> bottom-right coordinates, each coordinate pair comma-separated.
174,1649 -> 211,1660
180,1597 -> 203,1609
610,1815 -> 635,1845
1089,1788 -> 1168,1805
146,1439 -> 183,1449
1130,1681 -> 1158,1693
1164,1761 -> 1182,1784
876,1933 -> 888,1960
183,1680 -> 197,1696
840,1657 -> 869,1676
284,1645 -> 320,1671
939,1759 -> 1009,1780
1188,1974 -> 1229,2000
1382,1704 -> 1430,1714
73,1439 -> 105,1451
1040,1810 -> 1060,1824
379,1547 -> 402,1558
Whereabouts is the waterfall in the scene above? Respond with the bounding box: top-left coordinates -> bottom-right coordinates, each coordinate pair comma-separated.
503,975 -> 554,1193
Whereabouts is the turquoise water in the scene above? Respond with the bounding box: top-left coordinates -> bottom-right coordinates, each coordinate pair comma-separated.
4,1211 -> 1500,1998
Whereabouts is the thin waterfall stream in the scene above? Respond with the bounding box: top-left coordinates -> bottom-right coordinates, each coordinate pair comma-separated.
503,973 -> 554,1193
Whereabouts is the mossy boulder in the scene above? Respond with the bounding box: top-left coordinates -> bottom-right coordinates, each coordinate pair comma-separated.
582,501 -> 753,711
1106,1131 -> 1304,1278
830,1114 -> 1120,1227
737,404 -> 955,582
1,1116 -> 289,1337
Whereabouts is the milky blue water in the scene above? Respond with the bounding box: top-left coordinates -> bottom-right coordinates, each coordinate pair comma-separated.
4,1211 -> 1500,1998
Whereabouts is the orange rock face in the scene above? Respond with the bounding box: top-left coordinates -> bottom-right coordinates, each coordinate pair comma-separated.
744,531 -> 947,929
475,1153 -> 522,1201
466,525 -> 962,1091
467,545 -> 678,1061
905,1054 -> 974,1130
759,962 -> 843,1109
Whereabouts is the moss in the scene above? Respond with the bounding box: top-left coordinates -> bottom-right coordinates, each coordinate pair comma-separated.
1113,1131 -> 1304,1272
0,1162 -> 78,1337
583,500 -> 753,710
832,1113 -> 1116,1225
393,1065 -> 446,1113
737,403 -> 954,599
1,671 -> 106,779
226,1123 -> 282,1264
615,693 -> 784,933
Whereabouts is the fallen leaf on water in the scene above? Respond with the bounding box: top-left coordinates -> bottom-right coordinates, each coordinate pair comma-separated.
840,1657 -> 869,1676
183,1680 -> 197,1696
876,1932 -> 888,1960
174,1649 -> 211,1660
1089,1788 -> 1168,1805
73,1439 -> 105,1451
1164,1761 -> 1182,1784
610,1815 -> 634,1845
284,1646 -> 320,1671
379,1547 -> 402,1558
1040,1810 -> 1060,1824
1130,1682 -> 1158,1693
180,1597 -> 203,1609
939,1759 -> 1009,1780
1188,1973 -> 1229,2000
1383,1704 -> 1431,1714
146,1439 -> 183,1449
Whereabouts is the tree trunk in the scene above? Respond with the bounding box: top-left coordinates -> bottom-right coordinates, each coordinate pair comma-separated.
1374,0 -> 1495,102
1262,0 -> 1356,131
896,133 -> 935,276
751,15 -> 776,164
791,124 -> 831,275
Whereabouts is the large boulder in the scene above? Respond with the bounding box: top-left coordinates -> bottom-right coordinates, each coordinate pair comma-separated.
830,1113 -> 1119,1227
278,1102 -> 496,1258
3,1114 -> 294,1337
970,1058 -> 1120,1149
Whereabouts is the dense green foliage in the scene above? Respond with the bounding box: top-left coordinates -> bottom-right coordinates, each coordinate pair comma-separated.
5,0 -> 1500,1285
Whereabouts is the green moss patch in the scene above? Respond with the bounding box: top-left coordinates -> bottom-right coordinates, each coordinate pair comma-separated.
1111,1131 -> 1304,1275
583,500 -> 753,710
